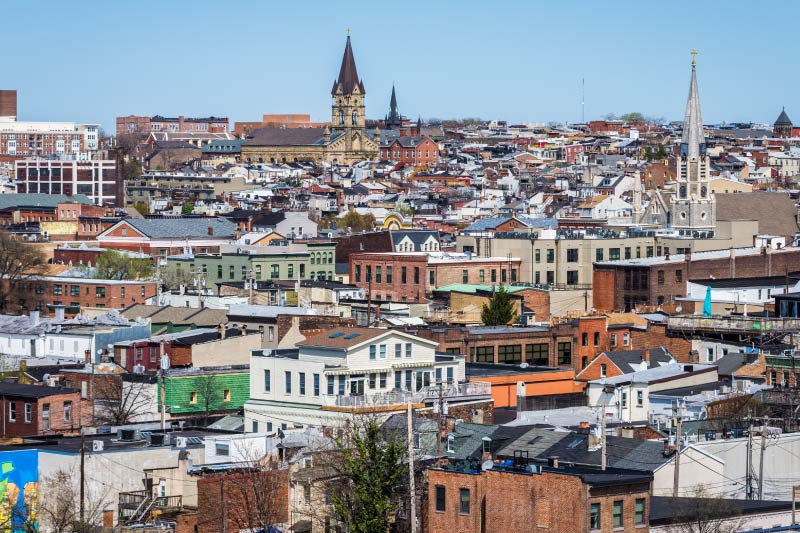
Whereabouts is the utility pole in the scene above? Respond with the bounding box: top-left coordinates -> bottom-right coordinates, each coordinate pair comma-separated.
759,417 -> 767,500
407,401 -> 417,533
672,404 -> 683,497
80,432 -> 85,525
601,392 -> 608,471
746,421 -> 754,500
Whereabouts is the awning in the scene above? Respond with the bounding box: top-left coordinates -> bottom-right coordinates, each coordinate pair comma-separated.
391,361 -> 433,369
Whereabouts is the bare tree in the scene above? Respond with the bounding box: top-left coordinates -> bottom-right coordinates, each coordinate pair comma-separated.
35,468 -> 109,533
0,231 -> 47,313
662,485 -> 745,533
195,374 -> 221,427
93,375 -> 155,425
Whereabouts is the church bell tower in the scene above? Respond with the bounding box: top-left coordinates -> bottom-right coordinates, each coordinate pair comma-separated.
331,33 -> 367,151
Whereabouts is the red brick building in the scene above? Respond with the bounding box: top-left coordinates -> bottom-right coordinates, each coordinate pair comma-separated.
116,115 -> 229,136
15,158 -> 120,206
350,252 -> 521,303
0,90 -> 16,118
0,382 -> 89,437
195,468 -> 289,533
426,465 -> 651,533
5,276 -> 157,316
593,247 -> 800,313
379,136 -> 439,166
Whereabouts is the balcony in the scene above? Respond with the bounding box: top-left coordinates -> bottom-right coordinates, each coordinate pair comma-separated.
118,490 -> 183,525
320,381 -> 492,411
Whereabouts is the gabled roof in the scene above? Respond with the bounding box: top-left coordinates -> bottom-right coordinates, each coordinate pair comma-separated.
298,327 -> 437,351
604,347 -> 673,373
103,217 -> 236,240
0,194 -> 94,210
715,192 -> 800,239
331,36 -> 365,96
245,127 -> 341,147
389,230 -> 439,248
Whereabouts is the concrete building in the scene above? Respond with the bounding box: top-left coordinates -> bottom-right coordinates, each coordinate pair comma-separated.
15,157 -> 119,206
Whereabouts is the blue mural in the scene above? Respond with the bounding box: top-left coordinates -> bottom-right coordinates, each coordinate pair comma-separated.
0,449 -> 38,531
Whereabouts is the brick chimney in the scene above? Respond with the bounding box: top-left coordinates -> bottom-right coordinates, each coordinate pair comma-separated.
207,226 -> 214,236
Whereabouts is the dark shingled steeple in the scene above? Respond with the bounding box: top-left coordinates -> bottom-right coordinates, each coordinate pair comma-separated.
775,107 -> 793,126
331,36 -> 365,96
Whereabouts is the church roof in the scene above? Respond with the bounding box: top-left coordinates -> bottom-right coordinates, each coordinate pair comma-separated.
331,36 -> 365,96
680,54 -> 705,159
244,127 -> 342,147
775,108 -> 793,127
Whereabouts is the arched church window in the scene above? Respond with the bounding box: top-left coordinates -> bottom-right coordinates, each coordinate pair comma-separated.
338,112 -> 345,125
352,111 -> 358,125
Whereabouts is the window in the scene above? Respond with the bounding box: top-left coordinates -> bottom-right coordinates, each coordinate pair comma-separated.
270,264 -> 279,279
405,343 -> 412,358
526,344 -> 548,365
264,369 -> 271,392
42,404 -> 50,430
498,344 -> 522,364
582,333 -> 589,347
229,265 -> 235,279
338,376 -> 345,395
216,443 -> 230,456
567,270 -> 579,285
557,342 -> 572,365
600,364 -> 607,378
546,249 -> 554,264
610,333 -> 617,347
190,392 -> 198,404
675,269 -> 683,282
609,248 -> 620,261
546,271 -> 554,285
590,503 -> 601,529
414,267 -> 419,284
62,400 -> 72,423
435,486 -> 446,512
8,402 -> 15,422
380,344 -> 386,359
535,249 -> 541,263
637,390 -> 643,407
459,488 -> 470,514
613,500 -> 623,527
491,269 -> 497,282
395,371 -> 402,390
395,344 -> 401,358
380,372 -> 387,388
376,266 -> 382,283
447,367 -> 454,383
462,269 -> 469,284
479,269 -> 485,283
401,266 -> 407,284
95,286 -> 106,298
313,373 -> 320,396
370,345 -> 376,360
217,265 -> 223,278
621,391 -> 628,408
474,346 -> 494,363
285,371 -> 292,394
299,372 -> 306,395
223,389 -> 231,402
625,247 -> 632,260
24,403 -> 31,423
635,498 -> 645,525
429,270 -> 435,286
593,332 -> 600,346
657,270 -> 665,284
70,285 -> 80,296
567,248 -> 578,262
355,265 -> 361,282
53,284 -> 63,296
369,373 -> 376,389
623,332 -> 630,346
596,248 -> 604,261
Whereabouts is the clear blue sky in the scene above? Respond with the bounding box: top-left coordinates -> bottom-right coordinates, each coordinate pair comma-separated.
5,0 -> 797,131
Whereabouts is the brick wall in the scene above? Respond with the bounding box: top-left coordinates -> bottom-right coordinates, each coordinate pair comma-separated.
196,469 -> 289,533
592,269 -> 616,311
629,323 -> 694,363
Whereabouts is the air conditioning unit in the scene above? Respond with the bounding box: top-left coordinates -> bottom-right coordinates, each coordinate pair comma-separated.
92,440 -> 104,452
175,436 -> 187,449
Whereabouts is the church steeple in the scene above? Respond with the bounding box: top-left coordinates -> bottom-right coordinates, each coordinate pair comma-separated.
331,35 -> 365,96
385,84 -> 402,128
680,50 -> 705,159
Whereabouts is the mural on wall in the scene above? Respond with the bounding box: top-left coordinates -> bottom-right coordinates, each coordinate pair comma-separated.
0,450 -> 38,531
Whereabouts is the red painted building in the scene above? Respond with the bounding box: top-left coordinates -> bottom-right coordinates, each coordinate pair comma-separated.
379,136 -> 439,166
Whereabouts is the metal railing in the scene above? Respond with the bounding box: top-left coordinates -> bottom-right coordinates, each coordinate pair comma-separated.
321,381 -> 492,408
667,315 -> 800,334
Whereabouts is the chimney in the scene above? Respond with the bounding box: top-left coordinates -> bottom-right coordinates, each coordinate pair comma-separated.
84,349 -> 92,364
547,456 -> 559,469
208,226 -> 214,236
30,310 -> 40,326
218,323 -> 226,339
55,306 -> 65,322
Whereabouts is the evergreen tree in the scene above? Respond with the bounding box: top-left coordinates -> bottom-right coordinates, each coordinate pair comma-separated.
480,286 -> 517,325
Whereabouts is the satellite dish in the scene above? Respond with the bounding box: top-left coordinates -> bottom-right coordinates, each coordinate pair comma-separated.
520,362 -> 529,369
482,460 -> 494,471
675,306 -> 683,313
160,355 -> 171,370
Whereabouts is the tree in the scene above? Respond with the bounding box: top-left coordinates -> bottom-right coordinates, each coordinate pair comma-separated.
662,485 -> 744,533
123,157 -> 143,180
93,249 -> 154,280
35,468 -> 109,533
325,415 -> 409,533
132,202 -> 150,216
621,112 -> 645,123
0,231 -> 47,313
181,202 -> 195,215
480,286 -> 518,326
337,210 -> 376,233
195,374 -> 221,426
92,375 -> 155,425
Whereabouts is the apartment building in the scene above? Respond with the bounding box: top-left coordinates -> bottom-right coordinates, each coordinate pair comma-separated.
15,157 -> 120,206
244,327 -> 488,431
0,115 -> 98,161
116,115 -> 229,136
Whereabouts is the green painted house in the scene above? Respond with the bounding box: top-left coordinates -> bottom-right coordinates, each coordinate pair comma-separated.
161,365 -> 250,416
164,241 -> 336,296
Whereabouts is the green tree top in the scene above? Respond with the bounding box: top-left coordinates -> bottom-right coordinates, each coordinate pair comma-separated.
480,286 -> 518,326
94,249 -> 154,280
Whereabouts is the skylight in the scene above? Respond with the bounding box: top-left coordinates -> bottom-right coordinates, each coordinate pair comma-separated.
329,332 -> 344,338
344,333 -> 360,340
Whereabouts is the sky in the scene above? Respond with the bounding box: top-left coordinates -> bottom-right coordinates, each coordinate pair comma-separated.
5,1 -> 798,131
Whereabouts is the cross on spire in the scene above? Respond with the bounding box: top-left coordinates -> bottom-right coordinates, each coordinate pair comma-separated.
690,49 -> 698,66
346,28 -> 351,37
